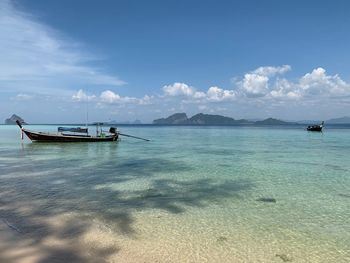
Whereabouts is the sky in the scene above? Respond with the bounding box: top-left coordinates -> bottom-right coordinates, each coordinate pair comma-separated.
1,0 -> 350,123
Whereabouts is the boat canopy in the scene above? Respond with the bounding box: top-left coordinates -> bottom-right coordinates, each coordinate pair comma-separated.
58,127 -> 88,133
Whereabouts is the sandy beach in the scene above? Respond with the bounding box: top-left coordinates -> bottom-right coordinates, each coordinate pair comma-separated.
1,199 -> 348,263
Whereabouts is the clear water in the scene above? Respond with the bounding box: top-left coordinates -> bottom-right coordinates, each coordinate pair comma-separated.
0,125 -> 349,262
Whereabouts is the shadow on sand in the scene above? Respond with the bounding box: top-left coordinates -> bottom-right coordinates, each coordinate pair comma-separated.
0,143 -> 253,262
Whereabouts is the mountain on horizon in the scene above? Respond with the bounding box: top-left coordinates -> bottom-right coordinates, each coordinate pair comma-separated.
153,113 -> 294,125
255,118 -> 295,125
296,117 -> 350,124
325,116 -> 350,124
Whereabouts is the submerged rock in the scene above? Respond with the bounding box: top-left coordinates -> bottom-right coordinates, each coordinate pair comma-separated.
275,253 -> 293,262
256,197 -> 276,203
141,188 -> 165,198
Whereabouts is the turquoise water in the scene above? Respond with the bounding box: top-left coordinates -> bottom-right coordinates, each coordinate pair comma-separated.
0,125 -> 349,262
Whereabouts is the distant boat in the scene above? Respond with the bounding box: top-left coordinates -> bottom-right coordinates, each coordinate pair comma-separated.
306,121 -> 324,132
16,120 -> 150,142
16,121 -> 118,142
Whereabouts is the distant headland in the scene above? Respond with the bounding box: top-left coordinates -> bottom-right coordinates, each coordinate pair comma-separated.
153,113 -> 295,126
3,113 -> 350,125
4,114 -> 27,125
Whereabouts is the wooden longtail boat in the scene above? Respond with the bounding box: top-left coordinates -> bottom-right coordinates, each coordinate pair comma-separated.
16,120 -> 118,142
16,121 -> 150,142
306,121 -> 324,132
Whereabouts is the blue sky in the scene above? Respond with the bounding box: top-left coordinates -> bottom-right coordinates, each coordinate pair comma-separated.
1,0 -> 350,123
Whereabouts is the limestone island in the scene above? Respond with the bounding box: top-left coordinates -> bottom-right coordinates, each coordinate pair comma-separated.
153,113 -> 295,126
4,114 -> 27,125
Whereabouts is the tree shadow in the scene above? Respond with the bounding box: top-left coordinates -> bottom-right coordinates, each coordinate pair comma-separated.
0,212 -> 119,263
0,143 -> 254,262
122,178 -> 252,214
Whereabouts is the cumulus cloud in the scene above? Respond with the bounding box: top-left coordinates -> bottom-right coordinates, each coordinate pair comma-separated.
270,78 -> 301,99
138,95 -> 153,105
241,73 -> 269,97
299,67 -> 349,96
100,90 -> 144,104
162,82 -> 206,99
163,83 -> 194,96
72,89 -> 153,105
267,67 -> 350,100
100,90 -> 124,103
234,65 -> 350,101
71,66 -> 350,116
72,89 -> 96,102
238,65 -> 291,97
206,86 -> 236,101
252,65 -> 291,77
101,90 -> 154,105
162,83 -> 236,102
0,0 -> 125,95
163,65 -> 350,110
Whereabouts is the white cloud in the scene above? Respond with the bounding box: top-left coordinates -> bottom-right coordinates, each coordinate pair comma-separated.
193,91 -> 207,99
162,82 -> 206,100
72,89 -> 96,102
159,66 -> 350,120
71,66 -> 350,119
238,65 -> 291,98
100,90 -> 152,105
12,93 -> 35,101
299,67 -> 349,96
0,0 -> 125,95
207,86 -> 236,101
139,95 -> 153,105
267,67 -> 350,100
270,78 -> 301,99
234,65 -> 350,102
100,90 -> 123,103
72,89 -> 153,106
163,83 -> 196,97
252,65 -> 291,77
241,73 -> 269,97
163,83 -> 236,102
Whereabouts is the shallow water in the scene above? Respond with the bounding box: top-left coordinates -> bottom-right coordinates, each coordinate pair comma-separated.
0,125 -> 349,262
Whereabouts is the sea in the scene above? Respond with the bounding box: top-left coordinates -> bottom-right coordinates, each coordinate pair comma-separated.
0,124 -> 349,262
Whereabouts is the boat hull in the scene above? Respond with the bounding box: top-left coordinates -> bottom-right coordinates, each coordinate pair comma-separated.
306,121 -> 324,132
23,129 -> 118,142
307,127 -> 322,132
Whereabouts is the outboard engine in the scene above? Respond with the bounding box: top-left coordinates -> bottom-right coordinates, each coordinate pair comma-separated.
109,127 -> 117,134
